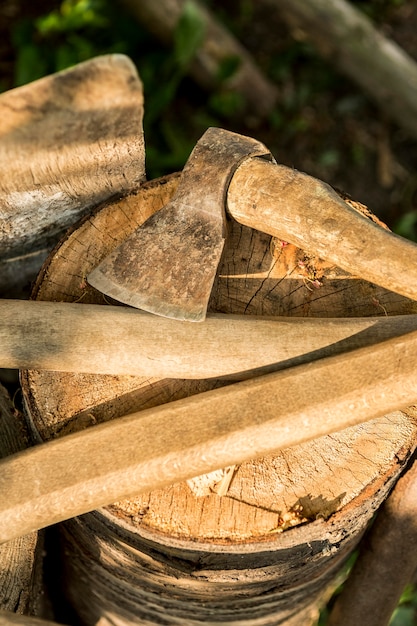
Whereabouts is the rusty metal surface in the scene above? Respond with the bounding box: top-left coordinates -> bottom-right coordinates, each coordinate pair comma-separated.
88,127 -> 273,321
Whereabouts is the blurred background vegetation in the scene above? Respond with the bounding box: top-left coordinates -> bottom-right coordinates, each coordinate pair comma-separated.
1,0 -> 417,237
0,1 -> 416,623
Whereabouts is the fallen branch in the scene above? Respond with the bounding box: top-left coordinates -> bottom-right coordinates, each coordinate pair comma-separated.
265,0 -> 417,140
119,0 -> 278,121
327,455 -> 417,626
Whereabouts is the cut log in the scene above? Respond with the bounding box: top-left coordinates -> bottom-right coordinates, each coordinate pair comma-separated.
0,54 -> 145,296
0,385 -> 45,619
21,174 -> 417,624
327,455 -> 417,626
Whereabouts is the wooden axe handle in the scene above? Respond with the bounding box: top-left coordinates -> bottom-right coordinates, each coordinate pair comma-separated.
228,158 -> 417,302
2,325 -> 417,543
2,300 -> 417,378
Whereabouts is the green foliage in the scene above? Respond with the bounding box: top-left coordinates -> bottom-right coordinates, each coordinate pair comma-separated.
352,0 -> 407,22
12,19 -> 49,85
317,574 -> 417,625
36,0 -> 109,34
8,0 -> 380,183
394,211 -> 417,241
216,54 -> 241,82
139,1 -> 207,175
317,551 -> 358,624
11,0 -> 119,84
318,149 -> 340,169
209,90 -> 245,118
174,1 -> 205,69
389,585 -> 417,625
8,0 -> 213,177
5,1 -> 417,621
142,1 -> 205,124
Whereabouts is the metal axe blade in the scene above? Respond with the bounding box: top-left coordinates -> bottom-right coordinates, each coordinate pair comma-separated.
87,127 -> 273,321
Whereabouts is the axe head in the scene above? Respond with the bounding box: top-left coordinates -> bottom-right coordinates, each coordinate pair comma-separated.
88,128 -> 271,321
88,200 -> 225,322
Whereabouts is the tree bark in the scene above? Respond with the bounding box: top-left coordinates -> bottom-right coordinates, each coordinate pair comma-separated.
119,0 -> 278,121
0,54 -> 145,296
20,173 -> 417,624
265,0 -> 417,140
0,385 -> 45,619
327,455 -> 417,626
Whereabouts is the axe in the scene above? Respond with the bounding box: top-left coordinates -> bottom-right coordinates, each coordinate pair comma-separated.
88,127 -> 417,321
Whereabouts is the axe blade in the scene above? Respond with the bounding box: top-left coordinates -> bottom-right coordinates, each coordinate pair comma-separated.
88,128 -> 272,321
88,200 -> 225,322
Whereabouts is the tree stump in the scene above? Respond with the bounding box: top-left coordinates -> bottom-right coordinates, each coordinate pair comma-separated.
21,174 -> 417,625
0,385 -> 45,619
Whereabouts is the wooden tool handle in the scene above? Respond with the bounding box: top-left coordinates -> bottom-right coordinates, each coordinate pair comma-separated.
2,326 -> 417,543
3,300 -> 417,378
228,157 -> 417,302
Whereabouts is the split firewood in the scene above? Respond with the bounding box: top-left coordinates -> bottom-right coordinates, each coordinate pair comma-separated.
0,611 -> 62,626
20,173 -> 417,625
0,54 -> 145,296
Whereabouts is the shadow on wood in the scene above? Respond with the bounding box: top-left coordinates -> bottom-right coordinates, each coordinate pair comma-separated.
0,54 -> 145,296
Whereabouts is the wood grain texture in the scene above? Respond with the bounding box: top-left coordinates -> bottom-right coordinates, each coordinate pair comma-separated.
328,456 -> 417,626
21,174 -> 417,625
0,54 -> 145,295
4,327 -> 417,544
0,386 -> 44,619
228,157 -> 417,302
4,299 -> 417,378
87,127 -> 273,321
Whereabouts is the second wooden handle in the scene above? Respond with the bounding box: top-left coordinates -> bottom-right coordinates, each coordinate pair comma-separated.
2,325 -> 417,543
